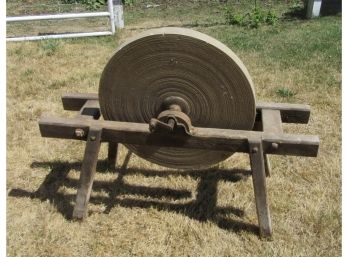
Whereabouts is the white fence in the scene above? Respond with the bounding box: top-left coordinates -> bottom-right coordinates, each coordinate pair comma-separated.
6,0 -> 124,42
306,0 -> 322,18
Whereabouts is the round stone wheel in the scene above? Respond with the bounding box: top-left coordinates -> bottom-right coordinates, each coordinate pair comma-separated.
99,27 -> 256,169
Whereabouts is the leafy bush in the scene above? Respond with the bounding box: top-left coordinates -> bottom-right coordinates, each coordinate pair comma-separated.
248,8 -> 264,28
225,6 -> 279,28
225,9 -> 245,26
85,0 -> 107,10
265,10 -> 279,25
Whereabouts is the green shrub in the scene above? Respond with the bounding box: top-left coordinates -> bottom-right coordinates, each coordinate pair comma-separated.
266,10 -> 279,25
248,8 -> 264,28
224,5 -> 279,28
225,8 -> 245,26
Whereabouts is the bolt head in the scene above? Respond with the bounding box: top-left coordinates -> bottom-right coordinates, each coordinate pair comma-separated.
252,147 -> 258,154
75,128 -> 85,138
271,143 -> 279,150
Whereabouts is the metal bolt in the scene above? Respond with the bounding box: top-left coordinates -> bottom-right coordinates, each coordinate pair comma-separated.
75,128 -> 85,138
149,119 -> 157,131
252,147 -> 258,154
167,118 -> 175,131
90,136 -> 96,141
271,143 -> 279,150
169,104 -> 181,112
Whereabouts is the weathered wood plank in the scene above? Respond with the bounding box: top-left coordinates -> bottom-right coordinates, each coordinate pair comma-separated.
262,109 -> 283,134
61,93 -> 310,124
62,93 -> 98,111
39,116 -> 319,157
249,138 -> 272,239
261,109 -> 283,177
73,127 -> 102,219
75,99 -> 100,120
256,101 -> 310,124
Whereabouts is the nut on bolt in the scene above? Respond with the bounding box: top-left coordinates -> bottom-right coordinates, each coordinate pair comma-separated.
271,143 -> 279,150
75,128 -> 85,138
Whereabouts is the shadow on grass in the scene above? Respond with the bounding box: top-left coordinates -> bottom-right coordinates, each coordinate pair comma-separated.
282,6 -> 306,20
9,151 -> 258,235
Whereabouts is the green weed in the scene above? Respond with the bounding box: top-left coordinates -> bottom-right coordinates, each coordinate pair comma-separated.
23,68 -> 34,77
225,8 -> 245,26
276,87 -> 296,97
39,39 -> 60,56
124,0 -> 136,6
225,7 -> 279,28
60,0 -> 106,10
265,10 -> 279,25
283,0 -> 306,19
85,0 -> 106,10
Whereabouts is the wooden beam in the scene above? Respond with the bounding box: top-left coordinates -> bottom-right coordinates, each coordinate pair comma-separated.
61,93 -> 310,124
39,116 -> 319,157
256,102 -> 310,124
262,109 -> 283,134
62,93 -> 98,111
261,109 -> 283,177
75,99 -> 100,120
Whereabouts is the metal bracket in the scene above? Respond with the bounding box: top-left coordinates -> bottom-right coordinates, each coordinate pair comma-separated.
149,109 -> 193,135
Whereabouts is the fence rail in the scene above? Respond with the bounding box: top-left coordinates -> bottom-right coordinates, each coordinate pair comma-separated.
6,12 -> 111,22
6,0 -> 122,42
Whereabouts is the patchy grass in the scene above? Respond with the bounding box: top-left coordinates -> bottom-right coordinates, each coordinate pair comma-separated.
7,1 -> 341,257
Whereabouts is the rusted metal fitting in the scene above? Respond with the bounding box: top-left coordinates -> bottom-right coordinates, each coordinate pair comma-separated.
161,96 -> 190,114
150,96 -> 193,135
149,110 -> 193,135
271,143 -> 279,150
75,128 -> 85,138
149,118 -> 175,133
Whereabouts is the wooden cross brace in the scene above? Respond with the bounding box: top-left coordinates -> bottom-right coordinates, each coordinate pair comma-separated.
38,93 -> 319,239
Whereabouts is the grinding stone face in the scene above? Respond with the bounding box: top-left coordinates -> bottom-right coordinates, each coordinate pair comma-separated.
99,27 -> 256,169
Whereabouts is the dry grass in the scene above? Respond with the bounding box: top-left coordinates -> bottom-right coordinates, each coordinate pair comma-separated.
7,1 -> 341,257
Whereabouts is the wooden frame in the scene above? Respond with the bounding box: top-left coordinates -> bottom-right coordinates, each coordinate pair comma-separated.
38,93 -> 319,239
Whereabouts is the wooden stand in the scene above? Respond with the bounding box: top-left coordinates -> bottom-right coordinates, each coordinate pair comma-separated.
39,93 -> 319,239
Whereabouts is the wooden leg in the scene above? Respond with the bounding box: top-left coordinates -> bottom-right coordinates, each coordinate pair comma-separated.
264,154 -> 271,177
248,138 -> 272,239
107,142 -> 118,170
73,127 -> 102,220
